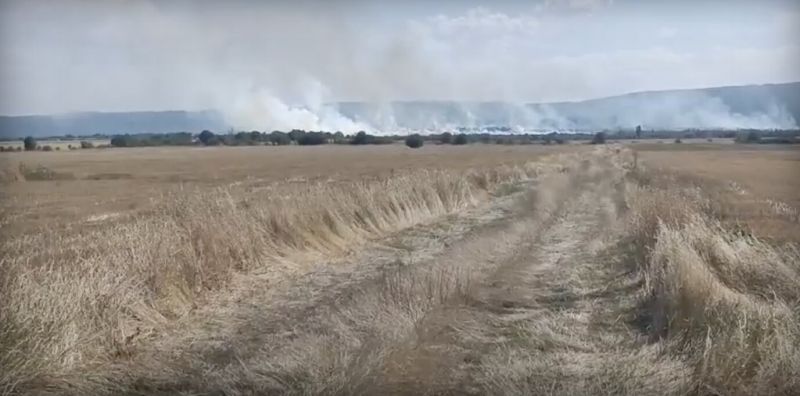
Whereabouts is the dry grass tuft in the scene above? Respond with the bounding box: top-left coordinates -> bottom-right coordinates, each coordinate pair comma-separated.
0,158 -> 563,394
626,164 -> 800,395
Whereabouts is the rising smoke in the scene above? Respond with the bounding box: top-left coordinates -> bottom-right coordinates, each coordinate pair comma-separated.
1,1 -> 798,132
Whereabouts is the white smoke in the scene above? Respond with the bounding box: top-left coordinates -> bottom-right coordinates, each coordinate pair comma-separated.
221,80 -> 373,132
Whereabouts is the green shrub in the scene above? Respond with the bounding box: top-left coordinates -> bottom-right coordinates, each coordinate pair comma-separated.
23,136 -> 36,151
405,134 -> 424,149
440,132 -> 452,144
198,130 -> 216,145
735,131 -> 760,143
591,132 -> 606,144
453,134 -> 468,145
297,132 -> 328,145
268,131 -> 291,145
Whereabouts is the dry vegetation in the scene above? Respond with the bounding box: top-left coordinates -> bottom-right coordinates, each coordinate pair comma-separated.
622,156 -> 800,394
0,144 -> 573,234
1,143 -> 798,395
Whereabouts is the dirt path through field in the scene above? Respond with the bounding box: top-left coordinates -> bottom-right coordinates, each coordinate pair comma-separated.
101,149 -> 678,395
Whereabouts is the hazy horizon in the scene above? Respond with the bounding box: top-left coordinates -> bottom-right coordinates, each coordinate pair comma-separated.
1,0 -> 799,131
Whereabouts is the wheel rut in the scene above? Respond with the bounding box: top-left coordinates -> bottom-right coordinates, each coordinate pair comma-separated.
104,151 -> 665,396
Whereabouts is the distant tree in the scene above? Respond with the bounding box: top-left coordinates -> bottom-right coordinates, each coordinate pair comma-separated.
352,131 -> 369,145
440,132 -> 452,144
635,125 -> 642,139
674,138 -> 682,144
230,131 -> 258,145
735,131 -> 761,143
453,134 -> 468,145
80,141 -> 94,149
288,129 -> 306,143
268,131 -> 291,145
23,136 -> 37,151
198,130 -> 215,145
332,131 -> 346,144
110,135 -> 130,147
591,132 -> 606,144
250,131 -> 262,143
297,132 -> 328,145
405,134 -> 424,149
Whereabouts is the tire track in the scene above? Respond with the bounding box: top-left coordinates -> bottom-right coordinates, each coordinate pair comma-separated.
99,150 -> 665,396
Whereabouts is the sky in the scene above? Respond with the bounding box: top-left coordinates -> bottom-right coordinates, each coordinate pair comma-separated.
1,0 -> 798,126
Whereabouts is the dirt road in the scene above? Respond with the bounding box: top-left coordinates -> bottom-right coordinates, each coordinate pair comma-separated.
101,150 -> 683,395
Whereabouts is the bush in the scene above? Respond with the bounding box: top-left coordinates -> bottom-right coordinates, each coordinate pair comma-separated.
591,132 -> 606,144
352,131 -> 369,145
268,131 -> 291,145
110,135 -> 129,147
674,138 -> 682,144
405,134 -> 424,149
80,141 -> 94,149
453,134 -> 468,145
297,132 -> 328,146
440,132 -> 452,144
198,130 -> 216,145
42,145 -> 53,152
351,131 -> 393,145
23,136 -> 36,151
735,131 -> 760,143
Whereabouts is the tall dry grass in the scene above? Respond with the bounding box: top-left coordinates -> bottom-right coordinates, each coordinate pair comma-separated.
625,165 -> 800,395
0,158 -> 567,395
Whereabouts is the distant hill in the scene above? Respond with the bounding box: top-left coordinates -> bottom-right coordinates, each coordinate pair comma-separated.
0,110 -> 226,139
336,82 -> 800,131
1,82 -> 798,138
534,82 -> 800,131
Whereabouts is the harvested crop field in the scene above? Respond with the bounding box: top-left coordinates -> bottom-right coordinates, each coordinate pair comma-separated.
2,144 -> 799,395
635,143 -> 800,243
0,144 -> 578,235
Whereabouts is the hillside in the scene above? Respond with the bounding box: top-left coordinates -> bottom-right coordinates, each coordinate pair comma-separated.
1,82 -> 797,138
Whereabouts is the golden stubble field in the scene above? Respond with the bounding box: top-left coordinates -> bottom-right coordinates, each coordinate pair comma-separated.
0,144 -> 580,235
2,142 -> 799,395
635,143 -> 800,242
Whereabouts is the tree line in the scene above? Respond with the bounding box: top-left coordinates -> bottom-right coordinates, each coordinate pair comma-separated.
5,128 -> 798,153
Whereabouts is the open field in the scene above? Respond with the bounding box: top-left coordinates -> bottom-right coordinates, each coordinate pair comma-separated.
0,138 -> 110,151
635,143 -> 800,242
1,144 -> 799,395
0,144 -> 578,235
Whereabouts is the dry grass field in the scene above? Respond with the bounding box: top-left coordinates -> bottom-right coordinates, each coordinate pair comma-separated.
635,143 -> 800,242
0,139 -> 110,151
1,143 -> 798,395
0,144 -> 576,235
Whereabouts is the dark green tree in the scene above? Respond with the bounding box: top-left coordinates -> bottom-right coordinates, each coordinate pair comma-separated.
23,136 -> 37,151
268,131 -> 291,145
352,131 -> 369,145
440,132 -> 452,144
198,130 -> 215,145
405,134 -> 424,149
